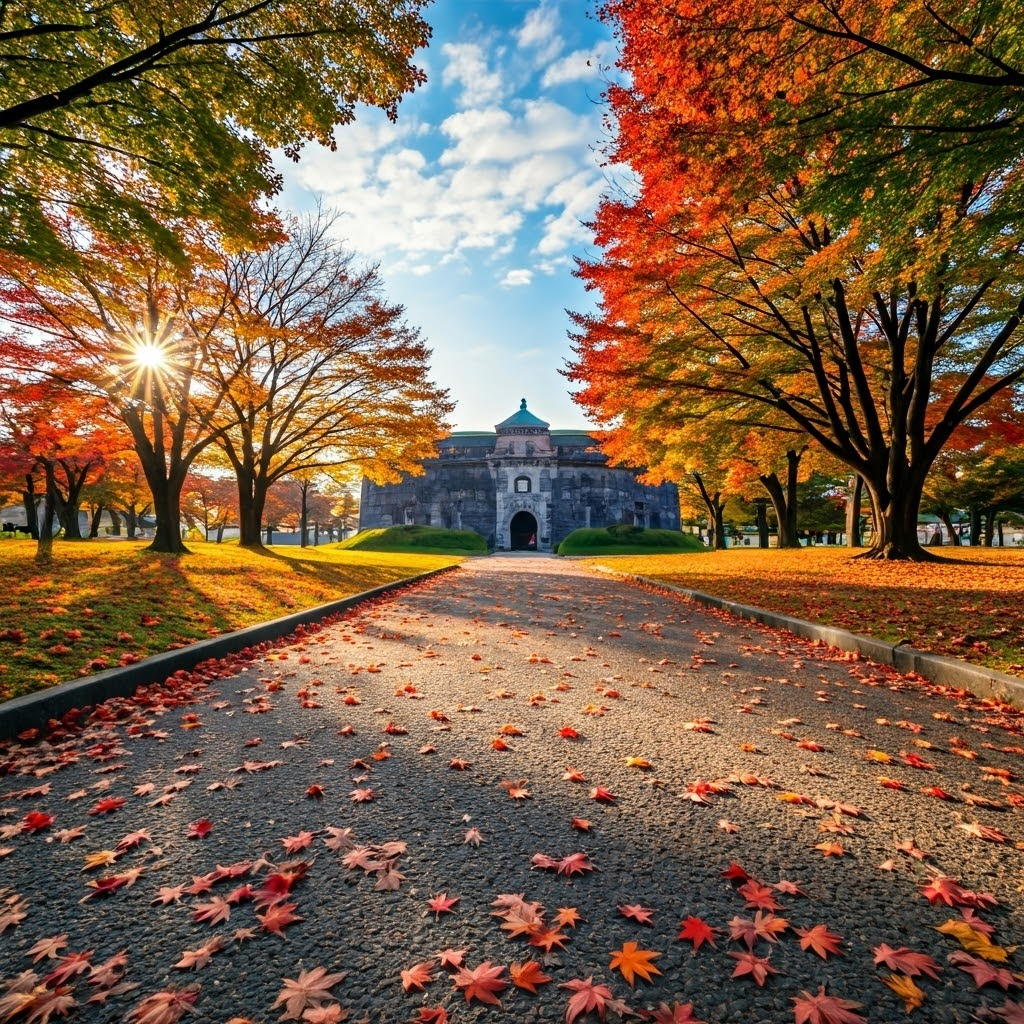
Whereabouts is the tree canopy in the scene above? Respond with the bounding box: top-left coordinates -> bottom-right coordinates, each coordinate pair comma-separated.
0,1 -> 430,263
567,0 -> 1024,559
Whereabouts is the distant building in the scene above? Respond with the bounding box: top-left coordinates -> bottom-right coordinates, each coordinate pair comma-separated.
358,399 -> 680,552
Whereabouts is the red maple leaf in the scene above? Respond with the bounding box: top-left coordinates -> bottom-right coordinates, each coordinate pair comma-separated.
795,924 -> 844,959
21,810 -> 55,833
427,893 -> 460,919
557,852 -> 594,877
562,976 -> 616,1023
650,1004 -> 707,1024
401,960 -> 435,993
453,961 -> 507,1005
619,903 -> 654,925
257,901 -> 303,938
678,915 -> 719,950
186,819 -> 212,840
872,943 -> 943,980
728,951 -> 778,986
947,951 -> 1018,990
791,985 -> 867,1024
88,797 -> 125,816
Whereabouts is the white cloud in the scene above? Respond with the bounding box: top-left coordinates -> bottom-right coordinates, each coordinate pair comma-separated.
541,43 -> 610,88
441,41 -> 504,108
501,269 -> 533,287
440,99 -> 594,166
536,171 -> 606,255
516,5 -> 564,65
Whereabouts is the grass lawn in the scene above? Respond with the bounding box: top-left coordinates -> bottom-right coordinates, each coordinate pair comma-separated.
0,539 -> 460,700
557,524 -> 706,556
592,546 -> 1024,677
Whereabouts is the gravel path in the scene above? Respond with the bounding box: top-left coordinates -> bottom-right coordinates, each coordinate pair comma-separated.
1,554 -> 1022,1024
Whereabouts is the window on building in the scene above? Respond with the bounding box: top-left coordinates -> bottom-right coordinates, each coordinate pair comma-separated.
514,476 -> 531,493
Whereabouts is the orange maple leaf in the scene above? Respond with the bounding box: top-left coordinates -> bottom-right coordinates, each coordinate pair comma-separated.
609,940 -> 662,986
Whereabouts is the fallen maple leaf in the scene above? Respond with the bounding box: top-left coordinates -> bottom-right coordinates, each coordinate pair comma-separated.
257,901 -> 303,938
872,944 -> 942,979
677,916 -> 719,950
562,976 -> 615,1023
510,960 -> 552,994
936,920 -> 1012,962
649,1002 -> 707,1023
126,986 -> 199,1024
174,937 -> 223,971
453,961 -> 507,1005
609,940 -> 661,987
427,893 -> 459,920
273,966 -> 347,1020
401,961 -> 435,993
947,951 -> 1020,989
589,786 -> 617,803
618,904 -> 654,925
187,819 -> 212,840
792,985 -> 867,1024
796,924 -> 844,959
882,973 -> 926,1012
728,951 -> 778,986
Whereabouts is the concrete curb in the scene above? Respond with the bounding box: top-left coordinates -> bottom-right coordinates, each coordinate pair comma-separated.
0,565 -> 460,740
596,568 -> 1024,710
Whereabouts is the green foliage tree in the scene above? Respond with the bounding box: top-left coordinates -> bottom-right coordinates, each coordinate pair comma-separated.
0,1 -> 430,263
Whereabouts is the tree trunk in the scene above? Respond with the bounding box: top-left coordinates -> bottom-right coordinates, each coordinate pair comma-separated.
236,471 -> 266,548
265,523 -> 273,546
845,476 -> 863,547
997,518 -> 1005,547
299,484 -> 309,548
691,472 -> 727,550
216,522 -> 225,543
938,510 -> 960,546
753,501 -> 769,548
35,468 -> 56,564
147,474 -> 189,554
760,472 -> 801,549
969,506 -> 982,546
108,508 -> 122,536
313,520 -> 319,547
88,505 -> 104,538
123,506 -> 138,539
858,475 -> 931,560
21,476 -> 39,540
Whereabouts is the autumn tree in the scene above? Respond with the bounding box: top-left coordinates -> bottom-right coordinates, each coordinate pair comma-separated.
0,377 -> 125,560
0,223 -> 236,554
0,1 -> 430,265
209,212 -> 452,548
568,1 -> 1024,560
182,470 -> 238,542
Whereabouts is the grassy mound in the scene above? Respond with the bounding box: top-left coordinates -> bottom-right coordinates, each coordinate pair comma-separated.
557,524 -> 706,556
339,525 -> 488,555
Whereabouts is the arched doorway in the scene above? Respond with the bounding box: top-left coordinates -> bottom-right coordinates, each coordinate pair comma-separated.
510,511 -> 538,550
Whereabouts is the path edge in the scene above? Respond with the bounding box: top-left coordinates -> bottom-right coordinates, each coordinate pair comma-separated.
595,567 -> 1024,711
0,565 -> 459,740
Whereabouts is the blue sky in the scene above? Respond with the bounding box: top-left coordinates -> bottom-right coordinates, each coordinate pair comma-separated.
277,0 -> 616,432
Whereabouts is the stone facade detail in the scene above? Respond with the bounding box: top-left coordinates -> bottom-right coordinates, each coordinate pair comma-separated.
358,400 -> 680,552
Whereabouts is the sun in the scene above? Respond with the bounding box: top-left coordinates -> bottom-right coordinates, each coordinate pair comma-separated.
133,342 -> 167,370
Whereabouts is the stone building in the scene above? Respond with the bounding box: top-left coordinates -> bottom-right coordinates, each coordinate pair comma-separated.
358,400 -> 680,552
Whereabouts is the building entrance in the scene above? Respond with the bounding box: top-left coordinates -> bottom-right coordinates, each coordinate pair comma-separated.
509,511 -> 538,550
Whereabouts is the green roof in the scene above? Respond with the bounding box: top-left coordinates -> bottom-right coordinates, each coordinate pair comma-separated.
495,399 -> 549,429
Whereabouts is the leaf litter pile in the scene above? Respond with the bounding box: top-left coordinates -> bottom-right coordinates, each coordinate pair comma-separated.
0,557 -> 1022,1024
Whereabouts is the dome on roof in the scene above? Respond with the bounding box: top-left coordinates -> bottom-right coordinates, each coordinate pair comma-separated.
495,398 -> 549,430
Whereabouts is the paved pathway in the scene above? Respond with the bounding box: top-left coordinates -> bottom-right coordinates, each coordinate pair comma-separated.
1,556 -> 1022,1023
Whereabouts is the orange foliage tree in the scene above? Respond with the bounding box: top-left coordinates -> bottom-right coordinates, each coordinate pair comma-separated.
567,0 -> 1024,560
208,212 -> 453,548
